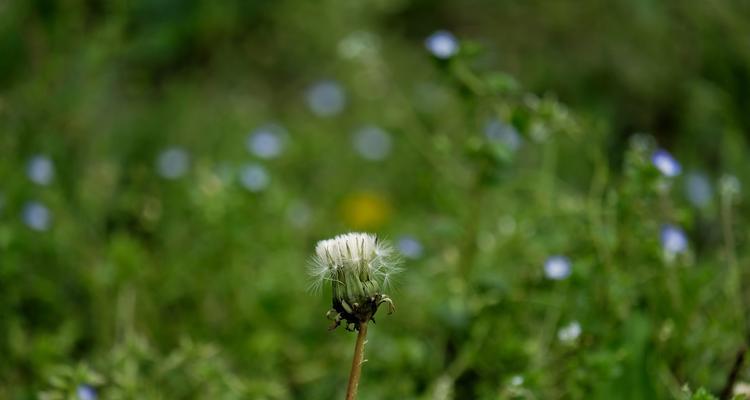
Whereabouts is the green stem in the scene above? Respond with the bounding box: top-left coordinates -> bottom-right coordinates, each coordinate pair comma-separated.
345,321 -> 368,400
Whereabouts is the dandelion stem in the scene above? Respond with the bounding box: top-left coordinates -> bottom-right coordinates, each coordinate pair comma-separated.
345,321 -> 369,400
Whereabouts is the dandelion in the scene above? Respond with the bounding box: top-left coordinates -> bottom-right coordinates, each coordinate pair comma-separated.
544,255 -> 571,280
76,385 -> 97,400
425,30 -> 459,59
352,125 -> 392,161
558,321 -> 582,343
156,147 -> 189,179
27,154 -> 55,186
306,80 -> 346,117
22,201 -> 51,231
651,149 -> 681,177
309,232 -> 402,400
510,375 -> 524,386
660,224 -> 688,256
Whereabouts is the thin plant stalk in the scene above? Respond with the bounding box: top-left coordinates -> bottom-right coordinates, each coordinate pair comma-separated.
345,321 -> 369,400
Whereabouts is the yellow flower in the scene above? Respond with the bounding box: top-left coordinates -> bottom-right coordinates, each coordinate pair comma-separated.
341,191 -> 391,230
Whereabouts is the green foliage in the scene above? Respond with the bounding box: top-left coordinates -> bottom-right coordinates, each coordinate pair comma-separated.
1,1 -> 750,399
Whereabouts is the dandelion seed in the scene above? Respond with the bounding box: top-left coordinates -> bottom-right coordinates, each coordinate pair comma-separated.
425,30 -> 459,59
247,124 -> 286,159
484,119 -> 522,152
544,255 -> 571,280
157,147 -> 189,179
353,125 -> 392,161
306,80 -> 346,117
22,201 -> 51,231
558,321 -> 581,343
660,224 -> 688,256
239,164 -> 269,192
685,172 -> 712,208
27,155 -> 54,186
397,235 -> 423,259
652,149 -> 681,177
510,375 -> 524,386
76,385 -> 97,400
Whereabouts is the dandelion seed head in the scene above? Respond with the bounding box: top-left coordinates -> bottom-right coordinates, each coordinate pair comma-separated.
544,255 -> 571,280
425,30 -> 459,59
27,155 -> 55,185
309,232 -> 400,293
652,149 -> 681,177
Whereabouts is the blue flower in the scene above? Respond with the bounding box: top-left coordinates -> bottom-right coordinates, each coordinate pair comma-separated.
425,30 -> 459,59
544,255 -> 571,280
651,149 -> 681,177
239,164 -> 270,192
660,224 -> 687,255
156,147 -> 189,179
22,201 -> 51,231
76,384 -> 97,400
685,171 -> 712,208
397,235 -> 423,259
306,80 -> 346,117
247,124 -> 286,159
484,119 -> 522,152
27,154 -> 55,186
353,125 -> 392,161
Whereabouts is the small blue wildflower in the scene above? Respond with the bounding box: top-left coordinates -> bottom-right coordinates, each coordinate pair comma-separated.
425,30 -> 459,59
156,147 -> 189,179
76,384 -> 97,400
651,149 -> 681,177
247,124 -> 286,159
306,80 -> 346,117
353,125 -> 392,161
239,164 -> 269,192
397,235 -> 423,259
544,255 -> 571,280
22,201 -> 51,231
685,172 -> 712,208
660,224 -> 688,255
27,155 -> 55,185
484,119 -> 522,152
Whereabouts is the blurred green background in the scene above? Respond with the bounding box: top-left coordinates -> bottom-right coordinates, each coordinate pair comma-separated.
2,0 -> 750,399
